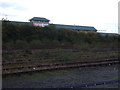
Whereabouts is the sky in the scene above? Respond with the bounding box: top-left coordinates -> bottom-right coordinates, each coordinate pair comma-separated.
0,0 -> 119,33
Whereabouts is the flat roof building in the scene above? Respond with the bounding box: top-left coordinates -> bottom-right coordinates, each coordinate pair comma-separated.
53,24 -> 97,32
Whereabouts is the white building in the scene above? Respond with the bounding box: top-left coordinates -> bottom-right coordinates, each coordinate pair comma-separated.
29,17 -> 50,27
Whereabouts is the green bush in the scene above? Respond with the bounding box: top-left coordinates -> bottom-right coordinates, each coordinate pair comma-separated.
2,20 -> 119,50
30,40 -> 42,47
15,40 -> 29,49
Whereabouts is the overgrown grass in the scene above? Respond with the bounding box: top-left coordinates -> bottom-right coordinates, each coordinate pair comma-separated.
113,77 -> 120,80
3,49 -> 118,69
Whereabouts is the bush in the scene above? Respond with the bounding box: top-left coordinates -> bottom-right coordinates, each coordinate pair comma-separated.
15,40 -> 29,49
2,20 -> 119,50
30,40 -> 42,47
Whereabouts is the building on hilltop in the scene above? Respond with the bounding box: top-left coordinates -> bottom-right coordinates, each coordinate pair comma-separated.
29,17 -> 50,27
8,17 -> 97,32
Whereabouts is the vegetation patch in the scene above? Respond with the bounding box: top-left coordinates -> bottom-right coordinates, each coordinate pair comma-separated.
2,20 -> 120,50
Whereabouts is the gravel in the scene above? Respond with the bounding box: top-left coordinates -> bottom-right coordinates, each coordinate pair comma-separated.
2,64 -> 119,88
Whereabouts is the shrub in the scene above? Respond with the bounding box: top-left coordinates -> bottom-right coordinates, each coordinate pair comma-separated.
15,40 -> 29,49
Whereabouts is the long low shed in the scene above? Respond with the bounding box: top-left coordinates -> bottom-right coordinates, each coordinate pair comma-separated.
53,24 -> 97,32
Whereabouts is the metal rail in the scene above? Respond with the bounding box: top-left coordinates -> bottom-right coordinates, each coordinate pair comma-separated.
2,58 -> 118,69
2,58 -> 119,75
3,48 -> 118,54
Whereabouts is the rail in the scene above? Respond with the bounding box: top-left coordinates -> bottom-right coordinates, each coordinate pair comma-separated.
2,58 -> 119,75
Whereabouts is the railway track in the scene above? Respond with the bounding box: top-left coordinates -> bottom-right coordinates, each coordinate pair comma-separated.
2,58 -> 119,75
2,58 -> 64,65
3,49 -> 119,54
3,50 -> 118,65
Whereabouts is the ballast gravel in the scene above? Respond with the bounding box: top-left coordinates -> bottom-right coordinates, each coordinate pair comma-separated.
2,64 -> 119,88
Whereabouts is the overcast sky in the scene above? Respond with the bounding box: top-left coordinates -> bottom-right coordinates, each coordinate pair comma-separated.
0,0 -> 119,33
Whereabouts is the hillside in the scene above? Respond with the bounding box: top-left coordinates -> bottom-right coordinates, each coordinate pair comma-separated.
2,20 -> 119,76
2,20 -> 119,50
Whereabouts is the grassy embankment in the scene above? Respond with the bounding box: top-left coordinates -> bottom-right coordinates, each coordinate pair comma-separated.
2,20 -> 119,72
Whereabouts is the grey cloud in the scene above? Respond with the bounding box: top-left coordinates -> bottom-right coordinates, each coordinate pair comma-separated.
0,2 -> 27,10
0,13 -> 20,17
0,2 -> 15,8
13,6 -> 27,11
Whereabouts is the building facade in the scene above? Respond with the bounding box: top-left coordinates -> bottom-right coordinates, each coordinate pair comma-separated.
29,17 -> 50,27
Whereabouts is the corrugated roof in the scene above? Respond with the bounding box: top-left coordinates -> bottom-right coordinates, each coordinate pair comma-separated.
29,17 -> 50,22
53,24 -> 97,31
10,21 -> 30,24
